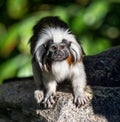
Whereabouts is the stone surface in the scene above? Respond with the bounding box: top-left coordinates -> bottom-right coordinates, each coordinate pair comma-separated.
0,81 -> 120,122
84,46 -> 120,86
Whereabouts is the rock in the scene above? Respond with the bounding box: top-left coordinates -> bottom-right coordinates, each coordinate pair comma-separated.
84,46 -> 120,86
0,81 -> 120,122
0,46 -> 120,122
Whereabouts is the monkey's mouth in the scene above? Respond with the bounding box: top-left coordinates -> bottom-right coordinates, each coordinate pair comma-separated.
54,54 -> 67,61
47,51 -> 69,61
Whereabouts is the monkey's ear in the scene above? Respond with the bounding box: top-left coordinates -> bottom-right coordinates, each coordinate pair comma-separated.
62,39 -> 71,47
69,42 -> 82,63
43,39 -> 53,49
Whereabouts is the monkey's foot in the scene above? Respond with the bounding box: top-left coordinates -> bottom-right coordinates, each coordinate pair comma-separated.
73,92 -> 90,107
42,91 -> 56,108
34,90 -> 44,104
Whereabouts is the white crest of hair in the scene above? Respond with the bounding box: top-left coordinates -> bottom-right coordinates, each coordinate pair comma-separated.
35,27 -> 81,52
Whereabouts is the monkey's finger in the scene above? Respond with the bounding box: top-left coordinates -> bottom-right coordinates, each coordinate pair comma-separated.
42,97 -> 48,104
43,92 -> 52,103
73,96 -> 77,105
47,99 -> 52,108
50,96 -> 55,104
83,96 -> 90,104
78,96 -> 90,107
42,98 -> 47,108
74,98 -> 82,107
42,99 -> 49,108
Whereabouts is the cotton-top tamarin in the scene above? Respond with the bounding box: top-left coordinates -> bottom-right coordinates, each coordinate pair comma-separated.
29,16 -> 89,108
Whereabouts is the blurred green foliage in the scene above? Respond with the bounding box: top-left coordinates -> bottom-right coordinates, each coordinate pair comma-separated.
0,0 -> 120,83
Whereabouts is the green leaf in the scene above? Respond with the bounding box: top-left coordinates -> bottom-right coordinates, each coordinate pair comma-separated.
0,54 -> 31,83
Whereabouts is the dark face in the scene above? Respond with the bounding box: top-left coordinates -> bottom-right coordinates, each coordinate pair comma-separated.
46,42 -> 70,61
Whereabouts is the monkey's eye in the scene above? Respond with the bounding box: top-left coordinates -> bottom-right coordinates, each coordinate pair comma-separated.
59,44 -> 65,50
50,45 -> 57,51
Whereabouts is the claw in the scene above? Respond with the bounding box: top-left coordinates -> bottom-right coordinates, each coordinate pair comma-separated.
50,96 -> 55,104
74,93 -> 90,107
42,92 -> 56,108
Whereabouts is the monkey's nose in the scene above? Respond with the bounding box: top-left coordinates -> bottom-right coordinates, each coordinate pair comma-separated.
55,51 -> 63,57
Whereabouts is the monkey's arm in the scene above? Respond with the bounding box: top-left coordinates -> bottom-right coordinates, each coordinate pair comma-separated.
71,62 -> 89,107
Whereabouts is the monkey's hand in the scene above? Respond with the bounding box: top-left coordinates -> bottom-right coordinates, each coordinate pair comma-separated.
42,90 -> 56,108
42,81 -> 57,108
73,88 -> 90,107
34,89 -> 56,108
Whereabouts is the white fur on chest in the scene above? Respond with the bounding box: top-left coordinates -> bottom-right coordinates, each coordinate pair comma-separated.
51,60 -> 70,82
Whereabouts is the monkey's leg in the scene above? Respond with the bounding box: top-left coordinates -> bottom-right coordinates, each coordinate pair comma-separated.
72,69 -> 89,107
43,80 -> 57,108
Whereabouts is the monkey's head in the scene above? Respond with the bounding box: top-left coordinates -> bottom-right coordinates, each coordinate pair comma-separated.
29,16 -> 83,71
45,39 -> 71,61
